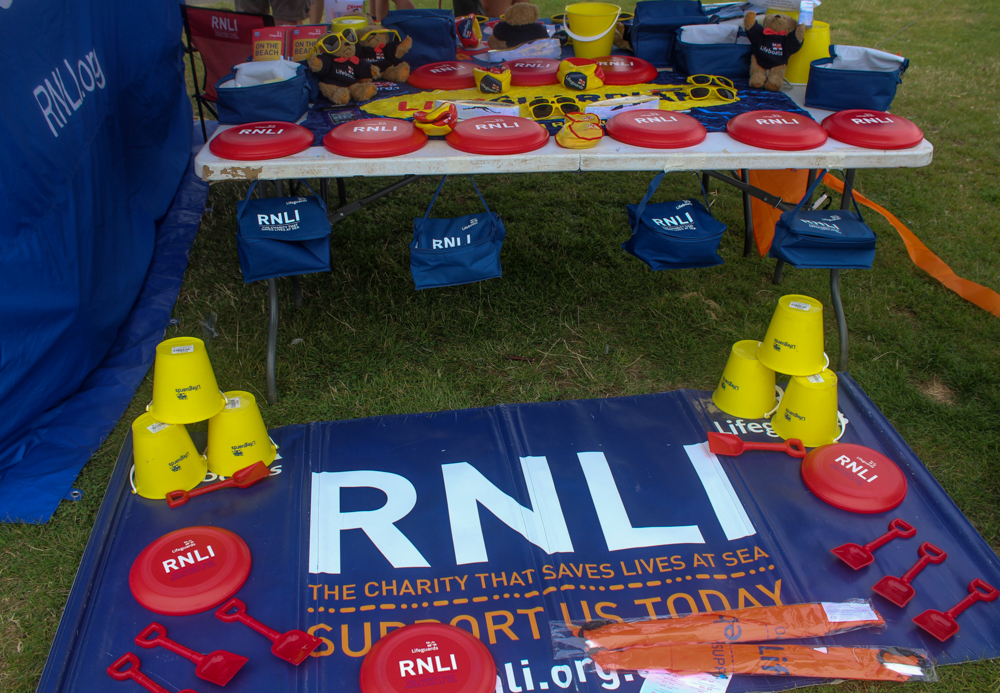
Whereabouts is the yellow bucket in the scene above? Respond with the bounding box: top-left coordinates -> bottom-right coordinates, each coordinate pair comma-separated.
330,15 -> 369,35
148,337 -> 227,424
757,295 -> 827,376
563,3 -> 621,59
786,21 -> 831,85
712,340 -> 779,419
206,391 -> 278,477
771,368 -> 842,447
132,412 -> 207,499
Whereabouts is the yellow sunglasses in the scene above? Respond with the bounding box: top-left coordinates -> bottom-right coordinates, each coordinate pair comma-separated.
687,84 -> 738,102
357,28 -> 401,44
528,96 -> 581,120
310,28 -> 359,56
687,74 -> 736,89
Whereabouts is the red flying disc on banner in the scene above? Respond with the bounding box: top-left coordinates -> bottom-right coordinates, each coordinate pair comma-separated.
822,110 -> 924,150
605,110 -> 706,148
324,119 -> 428,158
445,115 -> 549,154
506,58 -> 562,86
129,526 -> 251,616
595,56 -> 658,85
726,110 -> 828,150
801,444 -> 908,514
209,122 -> 313,160
408,61 -> 477,90
360,623 -> 496,693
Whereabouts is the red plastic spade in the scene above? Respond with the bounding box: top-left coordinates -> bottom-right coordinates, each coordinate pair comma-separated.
166,462 -> 271,508
107,652 -> 198,693
135,622 -> 248,686
707,432 -> 807,458
216,598 -> 322,665
872,542 -> 948,607
831,518 -> 917,570
912,578 -> 1000,642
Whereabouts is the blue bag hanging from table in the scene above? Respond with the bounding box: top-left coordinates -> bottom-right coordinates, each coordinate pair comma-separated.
622,172 -> 726,270
805,45 -> 909,112
236,181 -> 332,283
674,24 -> 751,78
381,9 -> 457,69
769,171 -> 877,269
631,0 -> 710,68
215,64 -> 311,125
410,176 -> 506,290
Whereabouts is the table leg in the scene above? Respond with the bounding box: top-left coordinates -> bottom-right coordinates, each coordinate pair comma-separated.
337,177 -> 347,207
266,277 -> 279,405
292,275 -> 302,309
740,169 -> 754,257
832,168 -> 857,372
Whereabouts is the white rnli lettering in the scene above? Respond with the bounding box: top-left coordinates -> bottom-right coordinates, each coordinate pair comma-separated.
162,545 -> 215,573
399,653 -> 458,677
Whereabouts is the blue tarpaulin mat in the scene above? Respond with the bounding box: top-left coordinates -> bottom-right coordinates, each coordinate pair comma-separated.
39,378 -> 1000,692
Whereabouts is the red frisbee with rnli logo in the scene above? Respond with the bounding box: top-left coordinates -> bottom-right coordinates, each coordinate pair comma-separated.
324,119 -> 428,158
595,55 -> 658,85
360,623 -> 496,693
605,109 -> 706,148
726,110 -> 828,150
408,61 -> 478,90
129,526 -> 251,616
822,110 -> 924,150
800,443 -> 908,514
506,58 -> 562,86
209,121 -> 313,160
445,115 -> 549,155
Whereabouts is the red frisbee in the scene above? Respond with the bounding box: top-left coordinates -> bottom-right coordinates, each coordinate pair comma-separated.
323,119 -> 428,158
801,443 -> 908,514
445,115 -> 549,154
408,61 -> 477,90
360,623 -> 496,693
726,110 -> 828,150
129,526 -> 251,616
822,110 -> 924,150
605,109 -> 706,149
506,58 -> 562,86
209,122 -> 313,161
595,56 -> 658,85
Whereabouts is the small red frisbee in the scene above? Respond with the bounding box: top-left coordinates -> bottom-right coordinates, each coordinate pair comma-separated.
323,119 -> 428,158
595,56 -> 658,85
506,58 -> 562,86
360,623 -> 496,693
726,110 -> 828,150
605,109 -> 706,149
822,110 -> 924,150
445,115 -> 549,155
408,62 -> 477,90
209,122 -> 313,160
801,443 -> 908,514
129,526 -> 251,616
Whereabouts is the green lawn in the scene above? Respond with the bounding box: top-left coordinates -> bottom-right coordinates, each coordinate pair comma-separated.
2,1 -> 1000,692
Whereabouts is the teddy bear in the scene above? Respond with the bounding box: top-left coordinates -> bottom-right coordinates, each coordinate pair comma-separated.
487,3 -> 550,50
308,36 -> 380,105
354,23 -> 413,83
743,10 -> 805,91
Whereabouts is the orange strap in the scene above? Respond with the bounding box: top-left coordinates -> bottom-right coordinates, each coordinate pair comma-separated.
821,173 -> 1000,317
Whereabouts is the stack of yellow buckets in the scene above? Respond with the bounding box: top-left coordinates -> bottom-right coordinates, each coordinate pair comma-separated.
131,336 -> 278,499
712,295 -> 844,447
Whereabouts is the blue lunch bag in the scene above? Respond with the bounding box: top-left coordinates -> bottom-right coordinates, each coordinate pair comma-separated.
674,24 -> 751,78
215,63 -> 311,125
381,9 -> 458,69
631,0 -> 710,68
805,45 -> 909,112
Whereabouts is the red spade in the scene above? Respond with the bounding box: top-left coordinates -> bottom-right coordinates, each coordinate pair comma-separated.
135,622 -> 248,686
872,542 -> 948,607
107,652 -> 198,693
913,578 -> 1000,642
707,432 -> 807,458
215,598 -> 322,665
831,518 -> 917,570
166,462 -> 271,508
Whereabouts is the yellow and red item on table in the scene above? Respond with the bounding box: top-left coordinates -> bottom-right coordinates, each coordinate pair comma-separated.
557,58 -> 605,90
473,64 -> 512,94
413,102 -> 459,136
555,112 -> 604,149
456,13 -> 483,48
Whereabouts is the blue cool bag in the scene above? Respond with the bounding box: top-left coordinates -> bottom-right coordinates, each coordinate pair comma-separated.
631,0 -> 710,68
215,64 -> 311,125
805,45 -> 909,112
674,24 -> 751,78
237,181 -> 332,282
622,172 -> 726,270
410,176 -> 506,290
769,171 -> 877,270
382,9 -> 457,69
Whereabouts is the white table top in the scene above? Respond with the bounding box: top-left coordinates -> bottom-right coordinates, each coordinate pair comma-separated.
194,85 -> 933,181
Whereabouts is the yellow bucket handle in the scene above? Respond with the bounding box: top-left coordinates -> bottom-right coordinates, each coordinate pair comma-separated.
561,6 -> 621,43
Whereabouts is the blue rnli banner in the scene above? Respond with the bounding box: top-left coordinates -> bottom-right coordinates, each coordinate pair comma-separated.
39,381 -> 1000,693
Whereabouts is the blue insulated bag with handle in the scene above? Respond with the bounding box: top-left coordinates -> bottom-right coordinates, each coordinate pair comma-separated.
381,9 -> 457,69
236,181 -> 332,283
631,0 -> 710,68
215,64 -> 311,125
674,24 -> 751,78
769,171 -> 877,269
805,45 -> 909,112
410,176 -> 506,290
622,172 -> 726,270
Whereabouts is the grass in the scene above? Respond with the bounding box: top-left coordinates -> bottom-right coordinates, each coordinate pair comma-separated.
2,1 -> 1000,692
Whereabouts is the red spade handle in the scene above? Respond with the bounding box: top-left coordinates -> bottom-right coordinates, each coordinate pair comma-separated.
865,518 -> 916,552
946,579 -> 1000,619
165,489 -> 190,508
135,622 -> 203,665
743,439 -> 807,457
107,653 -> 197,693
900,542 -> 947,583
165,462 -> 268,509
216,598 -> 281,642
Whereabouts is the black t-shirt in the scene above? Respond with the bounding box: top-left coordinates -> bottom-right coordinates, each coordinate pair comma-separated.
746,24 -> 803,69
